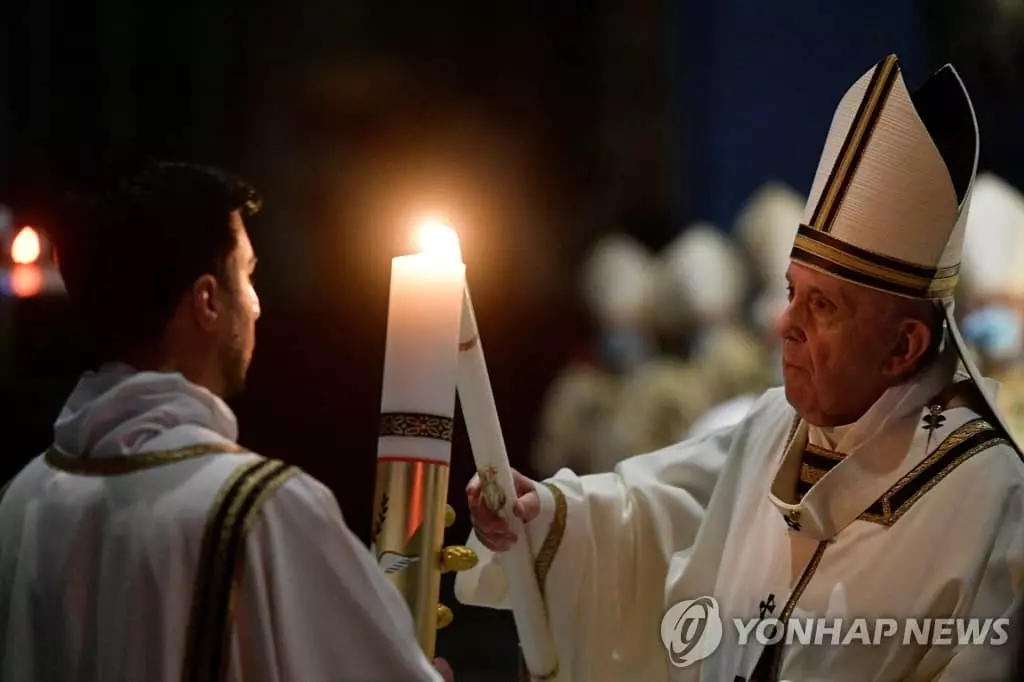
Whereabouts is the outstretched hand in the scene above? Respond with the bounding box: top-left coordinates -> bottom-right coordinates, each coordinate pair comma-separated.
465,468 -> 541,552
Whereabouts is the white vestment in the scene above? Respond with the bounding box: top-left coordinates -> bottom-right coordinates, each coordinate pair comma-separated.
687,394 -> 760,441
456,352 -> 1024,681
0,363 -> 442,682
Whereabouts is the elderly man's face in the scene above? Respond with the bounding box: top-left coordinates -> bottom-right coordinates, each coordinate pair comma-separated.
774,263 -> 929,426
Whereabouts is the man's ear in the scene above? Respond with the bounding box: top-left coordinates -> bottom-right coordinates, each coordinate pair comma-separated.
191,274 -> 221,332
887,317 -> 931,377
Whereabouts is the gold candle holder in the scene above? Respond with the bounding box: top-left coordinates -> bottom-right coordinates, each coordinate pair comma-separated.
373,220 -> 478,659
371,412 -> 453,658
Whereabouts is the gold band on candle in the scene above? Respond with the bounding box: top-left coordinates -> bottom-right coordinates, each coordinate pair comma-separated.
378,412 -> 454,441
370,458 -> 450,658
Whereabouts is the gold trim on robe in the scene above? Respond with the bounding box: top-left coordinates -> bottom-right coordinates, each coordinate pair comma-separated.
44,442 -> 249,476
857,418 -> 1006,525
791,418 -> 1007,527
795,444 -> 846,500
524,482 -> 566,682
750,541 -> 831,682
535,482 -> 568,599
182,457 -> 298,682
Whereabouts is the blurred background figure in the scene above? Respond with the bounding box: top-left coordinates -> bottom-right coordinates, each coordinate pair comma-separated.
651,222 -> 750,358
601,222 -> 753,465
580,233 -> 657,374
530,233 -> 655,476
687,181 -> 805,438
735,182 -> 807,361
960,172 -> 1024,442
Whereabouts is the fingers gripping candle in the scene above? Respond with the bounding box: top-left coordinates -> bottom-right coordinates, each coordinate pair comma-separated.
372,221 -> 464,658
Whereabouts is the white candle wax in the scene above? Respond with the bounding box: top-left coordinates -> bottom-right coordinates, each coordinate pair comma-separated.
456,287 -> 561,680
378,250 -> 466,464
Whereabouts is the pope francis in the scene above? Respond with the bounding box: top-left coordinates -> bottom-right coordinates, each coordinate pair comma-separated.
456,56 -> 1024,681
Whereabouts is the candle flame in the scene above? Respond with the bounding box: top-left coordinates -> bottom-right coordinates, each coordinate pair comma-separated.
416,218 -> 462,262
11,226 -> 41,265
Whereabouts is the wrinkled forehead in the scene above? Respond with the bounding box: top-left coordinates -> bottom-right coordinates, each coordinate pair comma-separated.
786,260 -> 842,288
786,260 -> 864,301
787,260 -> 912,311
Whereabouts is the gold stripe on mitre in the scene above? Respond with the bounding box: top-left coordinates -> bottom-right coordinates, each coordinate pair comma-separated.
792,226 -> 959,299
792,55 -> 964,300
810,55 -> 900,232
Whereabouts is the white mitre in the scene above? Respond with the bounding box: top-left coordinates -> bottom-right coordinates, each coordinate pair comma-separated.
653,222 -> 750,336
960,172 -> 1024,302
734,181 -> 806,332
790,53 -> 1021,454
579,232 -> 655,330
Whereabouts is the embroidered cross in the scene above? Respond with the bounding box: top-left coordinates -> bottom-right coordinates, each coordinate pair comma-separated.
922,404 -> 946,433
759,594 -> 776,619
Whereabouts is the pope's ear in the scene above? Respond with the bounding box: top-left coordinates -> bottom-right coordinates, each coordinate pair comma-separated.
887,317 -> 932,377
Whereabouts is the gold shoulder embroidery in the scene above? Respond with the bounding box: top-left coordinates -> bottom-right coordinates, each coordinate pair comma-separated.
182,458 -> 298,682
533,482 -> 567,601
45,442 -> 249,476
859,419 -> 1007,526
526,482 -> 566,682
753,540 -> 830,680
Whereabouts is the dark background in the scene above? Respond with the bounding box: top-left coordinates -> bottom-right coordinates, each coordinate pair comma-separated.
3,1 -> 1024,678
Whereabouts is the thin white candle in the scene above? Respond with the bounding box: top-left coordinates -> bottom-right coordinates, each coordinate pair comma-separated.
456,287 -> 561,681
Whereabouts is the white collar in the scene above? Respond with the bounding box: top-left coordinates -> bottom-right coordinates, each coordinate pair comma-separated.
53,362 -> 239,457
809,423 -> 853,450
769,343 -> 960,538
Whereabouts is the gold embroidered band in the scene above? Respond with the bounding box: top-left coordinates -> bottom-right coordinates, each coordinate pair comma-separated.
45,442 -> 248,476
527,481 -> 566,682
534,482 -> 568,598
751,541 -> 830,682
859,419 -> 1005,526
379,413 -> 454,442
182,458 -> 298,682
791,225 -> 959,300
796,443 -> 846,501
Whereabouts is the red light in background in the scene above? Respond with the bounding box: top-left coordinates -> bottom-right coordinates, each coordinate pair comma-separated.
10,264 -> 43,297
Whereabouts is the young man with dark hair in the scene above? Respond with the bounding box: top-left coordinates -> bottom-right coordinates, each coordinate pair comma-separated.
0,162 -> 455,681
